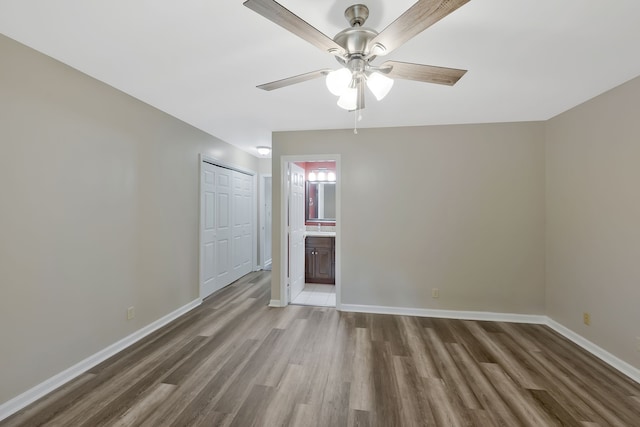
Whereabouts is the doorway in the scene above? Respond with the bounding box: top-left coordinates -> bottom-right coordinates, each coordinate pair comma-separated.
280,155 -> 340,308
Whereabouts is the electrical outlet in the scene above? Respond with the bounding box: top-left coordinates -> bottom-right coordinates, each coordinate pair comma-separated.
127,306 -> 135,320
432,288 -> 440,299
583,312 -> 590,326
636,337 -> 640,352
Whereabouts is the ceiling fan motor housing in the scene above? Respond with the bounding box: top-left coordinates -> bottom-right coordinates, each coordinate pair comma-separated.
333,4 -> 379,58
344,4 -> 369,26
333,26 -> 379,57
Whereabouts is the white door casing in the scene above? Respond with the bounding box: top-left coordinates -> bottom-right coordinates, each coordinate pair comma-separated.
289,163 -> 305,302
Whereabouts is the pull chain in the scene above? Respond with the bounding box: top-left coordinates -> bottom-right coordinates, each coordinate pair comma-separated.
354,110 -> 358,134
353,110 -> 363,134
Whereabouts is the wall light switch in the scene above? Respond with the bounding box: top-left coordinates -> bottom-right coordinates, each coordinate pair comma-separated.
127,306 -> 135,320
432,289 -> 440,299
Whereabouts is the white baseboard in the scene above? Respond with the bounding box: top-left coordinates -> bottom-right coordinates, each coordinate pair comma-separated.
0,298 -> 202,422
268,299 -> 284,308
339,303 -> 547,324
545,318 -> 640,384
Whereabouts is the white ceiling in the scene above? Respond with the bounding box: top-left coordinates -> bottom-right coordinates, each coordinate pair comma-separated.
2,0 -> 640,156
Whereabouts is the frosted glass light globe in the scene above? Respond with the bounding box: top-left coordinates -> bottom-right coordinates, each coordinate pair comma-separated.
326,68 -> 352,96
367,72 -> 394,101
337,87 -> 358,110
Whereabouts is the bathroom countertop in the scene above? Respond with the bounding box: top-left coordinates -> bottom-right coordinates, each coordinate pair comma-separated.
304,231 -> 336,237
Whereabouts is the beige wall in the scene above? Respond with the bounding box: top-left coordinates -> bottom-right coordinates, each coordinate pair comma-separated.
0,35 -> 259,404
272,122 -> 546,313
546,75 -> 640,368
257,157 -> 272,175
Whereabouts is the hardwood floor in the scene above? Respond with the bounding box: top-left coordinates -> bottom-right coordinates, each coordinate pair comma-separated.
3,271 -> 640,426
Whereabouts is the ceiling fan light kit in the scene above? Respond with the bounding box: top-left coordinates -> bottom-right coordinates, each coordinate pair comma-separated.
326,54 -> 395,109
244,0 -> 470,112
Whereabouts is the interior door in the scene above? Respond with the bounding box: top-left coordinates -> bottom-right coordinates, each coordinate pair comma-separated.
289,163 -> 306,302
201,163 -> 217,297
201,161 -> 255,299
231,170 -> 253,281
214,167 -> 232,290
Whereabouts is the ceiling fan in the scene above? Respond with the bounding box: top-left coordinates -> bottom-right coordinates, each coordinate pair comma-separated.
243,0 -> 470,111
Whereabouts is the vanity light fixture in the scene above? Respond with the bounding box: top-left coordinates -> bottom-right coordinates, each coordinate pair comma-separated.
256,146 -> 271,156
308,169 -> 336,182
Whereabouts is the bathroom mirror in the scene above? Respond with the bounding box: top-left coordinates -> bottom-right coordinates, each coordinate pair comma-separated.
306,182 -> 336,222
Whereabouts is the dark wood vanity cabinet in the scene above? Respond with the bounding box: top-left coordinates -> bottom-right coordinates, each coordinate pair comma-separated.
305,236 -> 335,284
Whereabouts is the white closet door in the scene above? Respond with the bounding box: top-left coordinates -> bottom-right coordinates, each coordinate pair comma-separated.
201,163 -> 217,297
214,167 -> 232,290
201,162 -> 254,298
289,163 -> 306,302
231,170 -> 253,281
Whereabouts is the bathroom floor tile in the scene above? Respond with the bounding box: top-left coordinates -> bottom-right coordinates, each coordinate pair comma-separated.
291,284 -> 336,307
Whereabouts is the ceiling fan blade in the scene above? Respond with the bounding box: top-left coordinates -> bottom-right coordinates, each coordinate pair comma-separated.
370,0 -> 470,56
257,69 -> 332,91
244,0 -> 345,57
381,61 -> 467,86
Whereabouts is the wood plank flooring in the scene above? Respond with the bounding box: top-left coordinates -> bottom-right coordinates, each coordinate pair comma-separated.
3,271 -> 640,426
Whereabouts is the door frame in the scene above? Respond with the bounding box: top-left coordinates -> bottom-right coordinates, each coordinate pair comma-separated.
259,173 -> 272,270
199,154 -> 257,300
279,154 -> 341,308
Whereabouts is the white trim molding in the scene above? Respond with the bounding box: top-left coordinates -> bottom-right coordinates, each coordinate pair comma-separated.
339,304 -> 547,324
268,299 -> 285,308
0,298 -> 202,422
545,318 -> 640,384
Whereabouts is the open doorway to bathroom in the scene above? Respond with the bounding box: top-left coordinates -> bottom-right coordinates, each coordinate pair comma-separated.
292,160 -> 336,307
281,156 -> 340,308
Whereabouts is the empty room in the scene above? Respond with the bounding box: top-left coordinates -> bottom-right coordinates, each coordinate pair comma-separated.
1,0 -> 639,425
